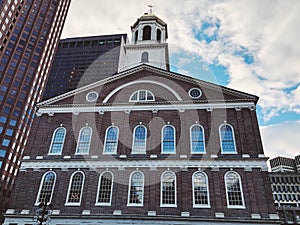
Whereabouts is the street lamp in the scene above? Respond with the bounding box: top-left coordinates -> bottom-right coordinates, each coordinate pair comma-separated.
33,198 -> 53,225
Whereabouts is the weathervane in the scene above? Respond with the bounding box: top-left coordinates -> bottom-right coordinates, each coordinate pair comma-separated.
148,4 -> 154,14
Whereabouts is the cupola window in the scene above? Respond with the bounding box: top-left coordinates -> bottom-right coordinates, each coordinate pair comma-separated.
156,29 -> 161,42
143,26 -> 151,40
134,30 -> 138,43
141,52 -> 149,62
129,90 -> 155,102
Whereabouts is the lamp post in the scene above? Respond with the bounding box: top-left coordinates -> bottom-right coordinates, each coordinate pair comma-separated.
33,198 -> 53,225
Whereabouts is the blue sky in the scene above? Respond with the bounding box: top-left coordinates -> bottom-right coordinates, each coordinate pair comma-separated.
61,0 -> 300,159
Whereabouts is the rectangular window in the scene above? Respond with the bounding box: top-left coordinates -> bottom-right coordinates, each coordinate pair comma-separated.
2,139 -> 10,147
0,116 -> 7,124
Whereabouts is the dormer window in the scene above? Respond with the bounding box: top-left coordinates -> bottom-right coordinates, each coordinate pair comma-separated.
130,90 -> 155,102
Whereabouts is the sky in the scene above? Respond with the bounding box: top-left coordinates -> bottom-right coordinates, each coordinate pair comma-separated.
61,0 -> 300,160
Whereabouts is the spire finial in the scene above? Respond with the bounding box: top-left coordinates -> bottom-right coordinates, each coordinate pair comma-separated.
148,4 -> 154,14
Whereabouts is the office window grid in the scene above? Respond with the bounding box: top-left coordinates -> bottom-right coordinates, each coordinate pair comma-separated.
128,171 -> 144,205
66,172 -> 84,204
97,172 -> 113,205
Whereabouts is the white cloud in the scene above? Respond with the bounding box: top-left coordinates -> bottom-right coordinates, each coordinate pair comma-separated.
260,121 -> 300,159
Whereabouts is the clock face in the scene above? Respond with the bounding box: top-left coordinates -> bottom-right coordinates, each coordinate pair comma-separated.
86,92 -> 98,102
189,88 -> 202,99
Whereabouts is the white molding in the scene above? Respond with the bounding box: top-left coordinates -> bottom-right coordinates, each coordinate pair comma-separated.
190,124 -> 206,154
160,170 -> 177,207
37,102 -> 256,116
20,159 -> 269,170
103,80 -> 182,103
192,171 -> 210,208
65,171 -> 85,206
161,124 -> 176,154
95,171 -> 114,206
127,171 -> 144,206
224,171 -> 245,209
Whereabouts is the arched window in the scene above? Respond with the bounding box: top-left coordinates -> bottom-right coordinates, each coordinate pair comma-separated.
103,126 -> 118,154
156,29 -> 161,42
161,171 -> 176,206
219,124 -> 236,153
132,125 -> 147,154
76,126 -> 92,154
134,30 -> 138,43
225,171 -> 245,208
96,171 -> 113,205
162,125 -> 176,154
49,127 -> 66,155
190,124 -> 205,154
141,52 -> 149,62
129,90 -> 155,102
128,171 -> 144,206
142,25 -> 151,40
66,171 -> 85,205
36,171 -> 56,205
192,171 -> 210,207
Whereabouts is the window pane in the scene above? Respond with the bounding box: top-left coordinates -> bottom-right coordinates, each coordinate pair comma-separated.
49,128 -> 65,154
132,126 -> 146,153
104,127 -> 118,153
226,172 -> 244,206
191,125 -> 205,153
97,172 -> 113,204
161,172 -> 176,205
37,172 -> 56,204
220,125 -> 236,153
193,172 -> 209,205
67,172 -> 84,203
162,126 -> 175,153
76,127 -> 92,154
128,172 -> 144,205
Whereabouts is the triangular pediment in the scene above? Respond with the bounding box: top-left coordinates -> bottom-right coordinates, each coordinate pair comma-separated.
38,64 -> 258,109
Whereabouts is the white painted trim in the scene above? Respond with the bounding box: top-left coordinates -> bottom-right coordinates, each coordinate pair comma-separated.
95,171 -> 114,206
36,102 -> 256,116
127,171 -> 144,206
86,91 -> 98,102
132,125 -> 147,154
35,171 -> 56,205
103,126 -> 119,154
160,170 -> 177,207
190,124 -> 206,154
192,171 -> 211,208
20,159 -> 269,171
161,124 -> 176,154
224,171 -> 245,209
75,126 -> 92,155
65,171 -> 85,206
219,123 -> 237,154
103,80 -> 182,103
48,127 -> 66,155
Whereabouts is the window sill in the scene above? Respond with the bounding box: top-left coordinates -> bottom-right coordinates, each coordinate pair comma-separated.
193,204 -> 211,208
160,204 -> 177,208
127,204 -> 144,207
95,203 -> 111,206
65,203 -> 81,206
227,205 -> 246,209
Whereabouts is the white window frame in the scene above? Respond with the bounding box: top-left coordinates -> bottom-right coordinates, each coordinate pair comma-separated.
219,123 -> 237,154
75,126 -> 92,155
35,171 -> 56,205
160,170 -> 177,207
65,171 -> 85,206
95,171 -> 114,206
190,124 -> 206,154
48,127 -> 66,155
129,90 -> 155,102
132,125 -> 147,154
224,171 -> 245,209
161,125 -> 176,154
103,126 -> 119,154
127,171 -> 144,206
192,171 -> 210,208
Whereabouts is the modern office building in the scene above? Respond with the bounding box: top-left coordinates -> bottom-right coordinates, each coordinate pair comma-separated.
270,156 -> 299,173
0,0 -> 71,219
4,13 -> 280,225
269,172 -> 300,224
43,34 -> 127,100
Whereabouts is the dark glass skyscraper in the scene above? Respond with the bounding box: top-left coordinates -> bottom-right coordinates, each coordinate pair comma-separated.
0,0 -> 71,216
43,34 -> 127,100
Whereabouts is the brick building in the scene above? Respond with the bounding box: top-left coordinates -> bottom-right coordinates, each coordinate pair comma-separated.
4,13 -> 280,225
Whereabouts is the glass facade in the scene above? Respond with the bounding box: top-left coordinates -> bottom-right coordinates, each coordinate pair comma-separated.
0,0 -> 71,194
